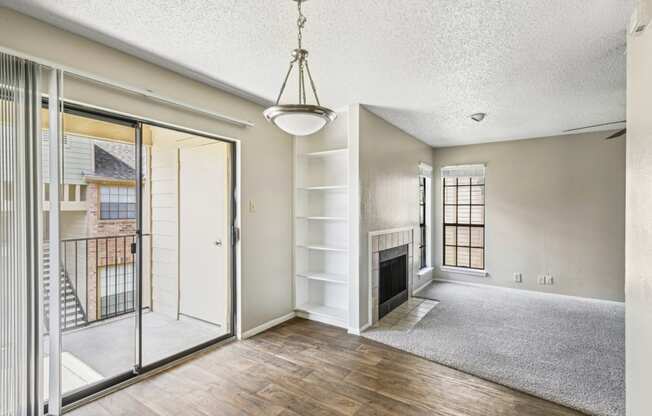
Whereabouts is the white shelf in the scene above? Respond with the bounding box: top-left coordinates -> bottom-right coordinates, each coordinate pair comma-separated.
296,272 -> 348,285
296,216 -> 347,221
296,303 -> 348,321
297,244 -> 348,252
299,185 -> 347,191
300,148 -> 348,158
294,110 -> 354,332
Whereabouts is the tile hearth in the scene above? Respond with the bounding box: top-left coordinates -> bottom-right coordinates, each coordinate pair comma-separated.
376,297 -> 438,332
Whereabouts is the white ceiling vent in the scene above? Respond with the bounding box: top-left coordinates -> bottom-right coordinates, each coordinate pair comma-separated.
630,0 -> 651,35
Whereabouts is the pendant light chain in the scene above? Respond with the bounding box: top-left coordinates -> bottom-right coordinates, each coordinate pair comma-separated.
297,0 -> 305,49
273,0 -> 321,107
297,0 -> 305,104
263,0 -> 336,136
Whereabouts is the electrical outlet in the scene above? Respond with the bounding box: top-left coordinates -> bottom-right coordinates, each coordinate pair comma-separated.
248,200 -> 256,213
547,275 -> 554,285
513,272 -> 522,283
538,275 -> 546,285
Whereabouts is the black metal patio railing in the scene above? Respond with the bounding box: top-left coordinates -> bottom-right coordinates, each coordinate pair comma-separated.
45,234 -> 137,332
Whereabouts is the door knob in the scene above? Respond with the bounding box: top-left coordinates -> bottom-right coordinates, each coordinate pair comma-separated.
215,240 -> 222,247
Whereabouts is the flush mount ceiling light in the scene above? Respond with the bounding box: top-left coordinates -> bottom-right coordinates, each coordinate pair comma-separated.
470,113 -> 487,122
263,0 -> 336,136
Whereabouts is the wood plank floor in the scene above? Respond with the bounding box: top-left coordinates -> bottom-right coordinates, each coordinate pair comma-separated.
68,318 -> 584,416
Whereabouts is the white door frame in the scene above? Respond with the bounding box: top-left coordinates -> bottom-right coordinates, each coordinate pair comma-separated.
177,140 -> 231,328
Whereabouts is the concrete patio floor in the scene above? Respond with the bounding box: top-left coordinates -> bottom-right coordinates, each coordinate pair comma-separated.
44,311 -> 226,398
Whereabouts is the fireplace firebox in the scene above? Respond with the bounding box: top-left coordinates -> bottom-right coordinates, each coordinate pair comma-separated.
378,244 -> 408,319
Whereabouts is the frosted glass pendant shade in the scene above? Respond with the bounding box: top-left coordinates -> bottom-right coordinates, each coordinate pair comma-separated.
264,104 -> 336,136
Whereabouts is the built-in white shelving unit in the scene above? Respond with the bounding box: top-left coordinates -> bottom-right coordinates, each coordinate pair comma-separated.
296,216 -> 347,221
296,244 -> 348,252
299,185 -> 348,191
296,271 -> 348,285
294,108 -> 358,330
300,148 -> 349,158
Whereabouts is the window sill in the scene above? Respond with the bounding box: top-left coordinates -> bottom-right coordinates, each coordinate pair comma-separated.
440,266 -> 488,277
417,267 -> 434,276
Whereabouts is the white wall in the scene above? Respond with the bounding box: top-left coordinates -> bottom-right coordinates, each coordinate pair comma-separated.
625,23 -> 652,416
149,133 -> 179,319
59,211 -> 86,240
433,132 -> 625,301
0,8 -> 294,335
357,106 -> 434,328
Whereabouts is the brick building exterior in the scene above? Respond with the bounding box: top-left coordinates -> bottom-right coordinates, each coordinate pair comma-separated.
84,178 -> 137,321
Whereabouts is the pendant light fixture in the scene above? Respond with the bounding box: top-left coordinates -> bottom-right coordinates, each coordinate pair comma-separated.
263,0 -> 336,136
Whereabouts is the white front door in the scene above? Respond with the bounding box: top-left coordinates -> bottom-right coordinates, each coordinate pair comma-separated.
178,141 -> 230,327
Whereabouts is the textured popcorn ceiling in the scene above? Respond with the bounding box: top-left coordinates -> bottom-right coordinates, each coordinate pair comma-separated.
1,0 -> 633,146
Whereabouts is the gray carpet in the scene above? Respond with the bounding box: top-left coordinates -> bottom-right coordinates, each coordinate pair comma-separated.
363,281 -> 625,416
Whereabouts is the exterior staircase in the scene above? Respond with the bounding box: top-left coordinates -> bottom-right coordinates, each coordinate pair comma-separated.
43,243 -> 88,331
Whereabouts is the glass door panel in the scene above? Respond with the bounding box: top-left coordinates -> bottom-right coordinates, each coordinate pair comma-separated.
50,106 -> 139,398
141,124 -> 233,367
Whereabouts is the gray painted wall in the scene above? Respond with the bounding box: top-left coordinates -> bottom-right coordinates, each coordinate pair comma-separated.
358,106 -> 434,328
625,24 -> 652,416
432,132 -> 626,301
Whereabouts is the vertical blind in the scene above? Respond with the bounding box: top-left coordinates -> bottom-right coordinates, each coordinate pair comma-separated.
0,52 -> 42,416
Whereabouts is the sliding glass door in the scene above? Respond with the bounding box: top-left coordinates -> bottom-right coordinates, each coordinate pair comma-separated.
0,50 -> 237,413
51,106 -> 237,408
47,106 -> 235,410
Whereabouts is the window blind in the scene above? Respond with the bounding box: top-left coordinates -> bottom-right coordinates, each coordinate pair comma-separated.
441,164 -> 485,270
418,162 -> 433,177
441,164 -> 485,178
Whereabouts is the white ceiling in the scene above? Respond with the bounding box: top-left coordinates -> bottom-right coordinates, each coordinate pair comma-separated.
2,0 -> 633,147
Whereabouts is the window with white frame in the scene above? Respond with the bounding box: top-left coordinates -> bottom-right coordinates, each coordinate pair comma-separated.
442,165 -> 485,270
100,185 -> 136,220
419,163 -> 433,269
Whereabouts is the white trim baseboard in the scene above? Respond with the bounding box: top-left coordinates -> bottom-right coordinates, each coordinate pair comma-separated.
348,322 -> 372,336
412,278 -> 434,295
432,278 -> 625,304
239,311 -> 296,340
295,310 -> 348,330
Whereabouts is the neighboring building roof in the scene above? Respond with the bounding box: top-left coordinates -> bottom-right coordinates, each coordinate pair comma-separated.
93,144 -> 135,181
95,141 -> 135,168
